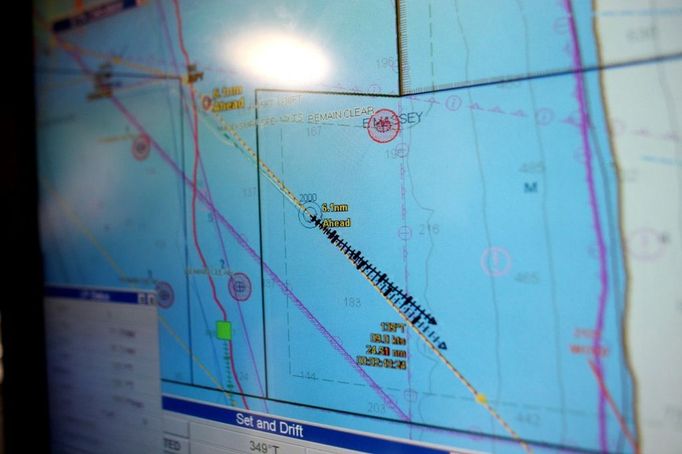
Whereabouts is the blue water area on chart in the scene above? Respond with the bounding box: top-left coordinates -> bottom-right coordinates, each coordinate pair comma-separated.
400,0 -> 601,93
255,69 -> 633,451
35,0 -> 637,452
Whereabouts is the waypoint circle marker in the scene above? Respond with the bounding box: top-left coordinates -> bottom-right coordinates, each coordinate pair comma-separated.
132,134 -> 151,161
229,272 -> 252,302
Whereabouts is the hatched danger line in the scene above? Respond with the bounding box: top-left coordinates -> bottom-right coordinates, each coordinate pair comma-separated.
309,214 -> 445,350
206,104 -> 532,453
52,0 -> 144,33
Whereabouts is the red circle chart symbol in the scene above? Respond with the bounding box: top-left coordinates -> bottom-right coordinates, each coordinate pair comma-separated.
229,272 -> 252,302
367,108 -> 401,143
201,95 -> 213,111
132,134 -> 151,161
155,281 -> 175,309
480,247 -> 512,277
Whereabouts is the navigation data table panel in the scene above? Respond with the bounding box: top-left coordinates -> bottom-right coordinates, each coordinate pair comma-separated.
44,286 -> 163,453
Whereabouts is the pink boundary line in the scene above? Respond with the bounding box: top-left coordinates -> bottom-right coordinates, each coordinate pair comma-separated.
154,1 -> 269,408
43,10 -> 572,448
171,0 -> 250,408
562,1 -> 610,451
108,94 -> 412,422
53,25 -> 411,423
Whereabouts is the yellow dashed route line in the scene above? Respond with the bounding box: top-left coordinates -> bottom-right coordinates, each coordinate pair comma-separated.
57,41 -> 178,79
42,174 -> 237,405
205,105 -> 532,453
158,315 -> 236,403
43,176 -> 128,279
36,7 -> 528,451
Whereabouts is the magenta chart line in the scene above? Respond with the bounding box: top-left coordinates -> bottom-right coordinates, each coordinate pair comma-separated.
107,2 -> 409,417
108,86 -> 610,453
109,93 -> 413,422
53,43 -> 536,452
53,15 -> 640,453
161,0 -> 271,410
55,26 -> 412,425
186,92 -> 271,410
563,0 -> 618,451
48,37 -> 636,454
183,76 -> 270,409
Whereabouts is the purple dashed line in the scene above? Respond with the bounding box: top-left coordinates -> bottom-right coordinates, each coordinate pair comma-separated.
108,95 -> 411,423
562,1 -> 610,451
196,136 -> 271,410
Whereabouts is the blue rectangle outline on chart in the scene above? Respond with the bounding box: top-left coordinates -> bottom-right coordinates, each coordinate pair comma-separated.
52,0 -> 141,33
44,285 -> 150,305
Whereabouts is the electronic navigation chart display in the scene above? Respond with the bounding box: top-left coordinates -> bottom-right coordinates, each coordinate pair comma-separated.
34,1 -> 682,453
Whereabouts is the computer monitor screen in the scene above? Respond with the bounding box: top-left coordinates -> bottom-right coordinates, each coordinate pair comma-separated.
34,1 -> 682,453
